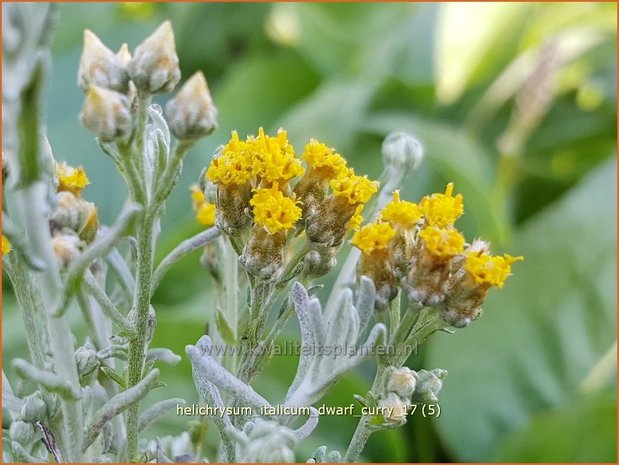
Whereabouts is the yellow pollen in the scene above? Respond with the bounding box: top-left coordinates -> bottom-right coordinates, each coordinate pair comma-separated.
380,190 -> 422,227
419,182 -> 464,227
2,235 -> 11,255
418,226 -> 464,259
250,184 -> 301,234
330,168 -> 379,205
56,162 -> 90,195
464,252 -> 523,288
351,222 -> 396,255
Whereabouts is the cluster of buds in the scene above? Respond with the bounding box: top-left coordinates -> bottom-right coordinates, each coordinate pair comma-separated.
200,129 -> 378,280
352,183 -> 522,325
49,162 -> 99,267
78,21 -> 216,143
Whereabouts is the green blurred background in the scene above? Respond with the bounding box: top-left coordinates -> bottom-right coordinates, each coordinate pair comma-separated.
3,2 -> 617,462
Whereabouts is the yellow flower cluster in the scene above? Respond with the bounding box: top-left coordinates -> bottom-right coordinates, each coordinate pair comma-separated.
418,182 -> 463,228
249,184 -> 302,234
302,139 -> 347,178
351,223 -> 396,255
330,168 -> 379,206
379,191 -> 421,228
418,226 -> 465,260
190,185 -> 216,227
464,252 -> 523,289
56,162 -> 90,196
2,235 -> 11,255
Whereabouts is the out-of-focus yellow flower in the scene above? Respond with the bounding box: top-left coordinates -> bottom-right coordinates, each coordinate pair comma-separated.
2,235 -> 11,255
419,182 -> 463,227
330,169 -> 379,206
250,184 -> 301,234
351,222 -> 395,255
380,191 -> 422,228
190,185 -> 216,227
418,226 -> 464,259
56,162 -> 90,196
464,252 -> 523,288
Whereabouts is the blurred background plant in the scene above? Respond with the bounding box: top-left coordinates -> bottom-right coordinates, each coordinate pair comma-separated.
3,2 -> 616,462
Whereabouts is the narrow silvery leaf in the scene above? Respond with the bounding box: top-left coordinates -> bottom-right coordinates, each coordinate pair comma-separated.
105,247 -> 135,300
292,407 -> 319,441
83,369 -> 160,450
186,336 -> 271,412
324,288 -> 354,352
286,283 -> 316,400
146,348 -> 181,365
307,298 -> 325,348
138,398 -> 185,432
12,359 -> 81,399
356,276 -> 376,333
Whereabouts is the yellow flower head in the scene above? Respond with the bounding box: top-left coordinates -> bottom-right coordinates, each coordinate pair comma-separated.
302,139 -> 347,178
330,169 -> 379,205
380,191 -> 422,228
251,128 -> 304,185
347,204 -> 364,231
351,222 -> 396,255
56,162 -> 90,195
464,252 -> 523,288
2,235 -> 11,255
419,182 -> 463,227
206,131 -> 254,186
250,184 -> 302,234
190,185 -> 216,226
418,226 -> 464,259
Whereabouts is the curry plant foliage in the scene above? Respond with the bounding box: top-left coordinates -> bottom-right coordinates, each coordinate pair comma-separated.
2,6 -> 521,463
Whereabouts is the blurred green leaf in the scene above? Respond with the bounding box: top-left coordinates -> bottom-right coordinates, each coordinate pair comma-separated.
494,389 -> 617,462
426,157 -> 617,461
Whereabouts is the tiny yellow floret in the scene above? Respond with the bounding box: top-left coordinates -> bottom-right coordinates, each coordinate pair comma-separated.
380,191 -> 422,227
419,182 -> 463,227
250,128 -> 304,184
206,131 -> 254,185
464,252 -> 523,288
347,205 -> 364,231
330,169 -> 379,205
351,222 -> 396,255
250,184 -> 301,234
418,226 -> 464,259
190,185 -> 216,226
56,162 -> 90,195
2,235 -> 11,255
302,139 -> 347,177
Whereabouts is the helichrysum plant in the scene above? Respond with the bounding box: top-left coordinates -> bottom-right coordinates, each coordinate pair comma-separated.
2,6 -> 522,463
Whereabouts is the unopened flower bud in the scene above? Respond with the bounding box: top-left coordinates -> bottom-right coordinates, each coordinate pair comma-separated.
10,420 -> 35,445
165,71 -> 218,141
78,30 -> 129,93
20,393 -> 47,423
412,368 -> 447,403
382,132 -> 424,172
52,232 -> 83,268
378,392 -> 407,424
116,43 -> 132,67
75,345 -> 99,378
128,21 -> 181,94
50,191 -> 99,243
239,420 -> 297,463
386,366 -> 417,399
81,85 -> 132,142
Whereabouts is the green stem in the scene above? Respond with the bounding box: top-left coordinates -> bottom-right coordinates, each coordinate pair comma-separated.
125,209 -> 156,461
223,237 -> 239,372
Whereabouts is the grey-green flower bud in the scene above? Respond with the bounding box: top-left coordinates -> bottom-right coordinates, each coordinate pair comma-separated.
128,21 -> 181,94
239,420 -> 297,463
78,30 -> 129,93
10,420 -> 35,445
382,132 -> 424,172
385,366 -> 417,399
165,71 -> 218,141
81,85 -> 132,142
378,392 -> 407,424
20,393 -> 47,423
75,345 -> 99,378
412,368 -> 447,403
